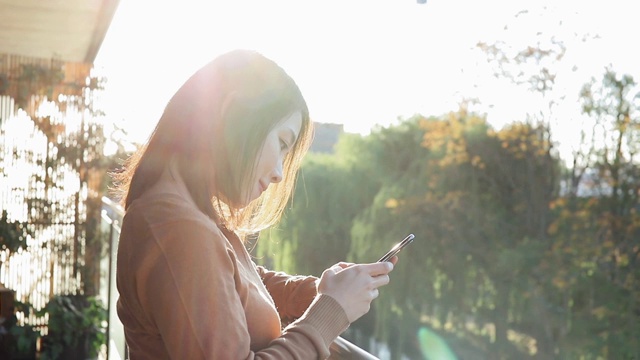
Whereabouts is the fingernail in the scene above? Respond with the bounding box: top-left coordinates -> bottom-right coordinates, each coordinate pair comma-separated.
387,262 -> 394,271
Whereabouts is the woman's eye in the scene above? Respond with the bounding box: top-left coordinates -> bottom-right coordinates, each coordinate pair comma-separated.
279,139 -> 289,151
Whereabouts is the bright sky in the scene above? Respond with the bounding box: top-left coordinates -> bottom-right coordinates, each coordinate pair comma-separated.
95,0 -> 640,158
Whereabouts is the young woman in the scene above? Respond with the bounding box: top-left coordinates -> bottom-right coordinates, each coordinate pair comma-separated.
112,49 -> 396,359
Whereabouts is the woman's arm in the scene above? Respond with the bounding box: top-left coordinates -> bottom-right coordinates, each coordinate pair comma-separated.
256,266 -> 319,324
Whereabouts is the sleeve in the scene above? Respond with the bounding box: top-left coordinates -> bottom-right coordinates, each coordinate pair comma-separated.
137,219 -> 349,360
256,266 -> 319,324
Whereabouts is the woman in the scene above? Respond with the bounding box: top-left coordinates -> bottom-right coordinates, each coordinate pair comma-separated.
112,49 -> 395,359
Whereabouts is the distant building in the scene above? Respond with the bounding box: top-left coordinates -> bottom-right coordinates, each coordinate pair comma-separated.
309,122 -> 344,154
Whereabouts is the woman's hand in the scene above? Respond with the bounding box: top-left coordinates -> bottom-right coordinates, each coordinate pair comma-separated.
317,257 -> 396,323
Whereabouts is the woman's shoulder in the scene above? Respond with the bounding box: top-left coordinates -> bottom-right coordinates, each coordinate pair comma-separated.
128,191 -> 195,214
124,192 -> 219,237
120,192 -> 238,261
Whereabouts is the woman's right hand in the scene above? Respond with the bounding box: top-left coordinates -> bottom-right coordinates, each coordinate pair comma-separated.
317,261 -> 394,323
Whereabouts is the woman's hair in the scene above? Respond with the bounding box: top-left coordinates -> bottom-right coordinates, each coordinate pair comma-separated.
111,49 -> 313,235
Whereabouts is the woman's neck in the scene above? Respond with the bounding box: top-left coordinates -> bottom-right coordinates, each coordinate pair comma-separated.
147,156 -> 199,208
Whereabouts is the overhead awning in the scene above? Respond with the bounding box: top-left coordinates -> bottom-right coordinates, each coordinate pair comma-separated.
0,0 -> 120,64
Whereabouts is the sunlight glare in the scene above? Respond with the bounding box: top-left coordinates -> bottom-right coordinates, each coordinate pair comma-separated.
95,0 -> 640,162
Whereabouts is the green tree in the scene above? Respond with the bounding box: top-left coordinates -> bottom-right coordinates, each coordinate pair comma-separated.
353,108 -> 558,359
477,10 -> 640,356
548,70 -> 640,358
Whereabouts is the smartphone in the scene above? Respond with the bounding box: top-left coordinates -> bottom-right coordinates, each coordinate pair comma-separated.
378,234 -> 415,262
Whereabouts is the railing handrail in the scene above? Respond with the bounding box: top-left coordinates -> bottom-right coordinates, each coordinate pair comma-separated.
102,196 -> 124,218
101,195 -> 127,360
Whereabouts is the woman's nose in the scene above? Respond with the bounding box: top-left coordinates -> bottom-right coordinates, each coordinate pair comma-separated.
270,159 -> 283,183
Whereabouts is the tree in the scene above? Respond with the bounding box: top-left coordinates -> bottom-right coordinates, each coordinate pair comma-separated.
477,8 -> 640,356
548,70 -> 640,358
365,109 -> 558,359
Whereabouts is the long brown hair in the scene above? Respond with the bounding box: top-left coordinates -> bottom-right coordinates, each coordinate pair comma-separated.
111,49 -> 313,236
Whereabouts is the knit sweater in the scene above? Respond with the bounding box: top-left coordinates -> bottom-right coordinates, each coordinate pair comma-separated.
116,174 -> 350,359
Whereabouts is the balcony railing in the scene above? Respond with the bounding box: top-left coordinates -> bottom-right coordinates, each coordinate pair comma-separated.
100,196 -> 127,360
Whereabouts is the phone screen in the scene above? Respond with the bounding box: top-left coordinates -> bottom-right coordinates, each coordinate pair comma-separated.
378,234 -> 415,262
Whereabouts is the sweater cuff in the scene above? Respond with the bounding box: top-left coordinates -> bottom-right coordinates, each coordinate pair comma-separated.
301,294 -> 350,347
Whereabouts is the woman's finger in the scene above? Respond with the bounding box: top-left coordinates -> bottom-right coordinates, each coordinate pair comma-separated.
329,264 -> 344,273
359,261 -> 394,276
371,274 -> 390,288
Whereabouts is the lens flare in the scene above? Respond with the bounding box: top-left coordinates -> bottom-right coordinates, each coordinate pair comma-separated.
417,327 -> 458,360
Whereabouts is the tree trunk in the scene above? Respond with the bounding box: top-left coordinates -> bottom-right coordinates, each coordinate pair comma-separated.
492,285 -> 510,360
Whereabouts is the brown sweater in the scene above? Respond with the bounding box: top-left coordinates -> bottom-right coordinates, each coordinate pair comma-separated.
116,178 -> 349,359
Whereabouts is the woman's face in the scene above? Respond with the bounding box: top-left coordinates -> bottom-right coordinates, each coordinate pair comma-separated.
241,111 -> 303,207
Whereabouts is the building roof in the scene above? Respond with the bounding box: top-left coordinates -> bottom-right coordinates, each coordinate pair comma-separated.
0,0 -> 120,64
